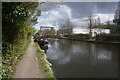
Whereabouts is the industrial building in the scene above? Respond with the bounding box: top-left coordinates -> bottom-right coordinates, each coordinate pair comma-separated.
38,25 -> 56,35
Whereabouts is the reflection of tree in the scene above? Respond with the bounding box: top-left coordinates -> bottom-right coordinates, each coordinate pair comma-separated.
48,39 -> 56,45
58,40 -> 73,56
94,44 -> 118,63
112,45 -> 119,65
87,15 -> 94,34
84,42 -> 93,64
60,18 -> 74,35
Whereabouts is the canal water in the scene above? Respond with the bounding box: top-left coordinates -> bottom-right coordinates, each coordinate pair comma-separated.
46,38 -> 118,78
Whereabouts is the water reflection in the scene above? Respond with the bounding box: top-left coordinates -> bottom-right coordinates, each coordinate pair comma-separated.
46,39 -> 118,78
97,50 -> 112,60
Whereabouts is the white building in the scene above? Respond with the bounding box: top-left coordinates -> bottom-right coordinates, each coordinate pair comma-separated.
73,28 -> 110,36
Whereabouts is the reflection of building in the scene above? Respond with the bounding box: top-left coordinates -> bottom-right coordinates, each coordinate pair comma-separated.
38,25 -> 56,35
57,28 -> 73,35
113,1 -> 120,34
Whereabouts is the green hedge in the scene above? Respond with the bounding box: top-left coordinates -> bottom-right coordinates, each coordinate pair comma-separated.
2,24 -> 35,79
2,2 -> 38,79
95,34 -> 120,42
68,34 -> 92,40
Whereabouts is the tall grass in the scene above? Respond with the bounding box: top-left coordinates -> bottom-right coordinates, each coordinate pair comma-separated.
35,43 -> 56,80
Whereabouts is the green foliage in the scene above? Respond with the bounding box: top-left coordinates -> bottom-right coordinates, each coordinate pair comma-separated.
95,33 -> 120,42
2,2 -> 40,79
2,39 -> 30,79
2,2 -> 40,43
2,2 -> 39,24
95,22 -> 115,34
2,23 -> 35,78
97,24 -> 115,29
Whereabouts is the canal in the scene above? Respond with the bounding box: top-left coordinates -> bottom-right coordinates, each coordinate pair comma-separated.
46,38 -> 118,78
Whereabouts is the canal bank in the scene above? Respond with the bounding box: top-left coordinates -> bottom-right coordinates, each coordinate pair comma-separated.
47,36 -> 120,45
58,37 -> 120,45
35,43 -> 56,80
46,34 -> 120,45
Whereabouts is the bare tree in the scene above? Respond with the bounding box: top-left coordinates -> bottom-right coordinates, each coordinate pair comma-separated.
88,15 -> 93,34
97,17 -> 101,26
59,18 -> 73,35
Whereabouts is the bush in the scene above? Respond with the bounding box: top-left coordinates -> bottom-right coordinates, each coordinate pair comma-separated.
95,33 -> 120,42
2,24 -> 35,79
68,34 -> 92,40
2,2 -> 38,79
2,39 -> 30,79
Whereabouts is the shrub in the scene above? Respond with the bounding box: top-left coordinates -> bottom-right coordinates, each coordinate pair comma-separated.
2,2 -> 39,79
2,39 -> 30,79
95,33 -> 120,42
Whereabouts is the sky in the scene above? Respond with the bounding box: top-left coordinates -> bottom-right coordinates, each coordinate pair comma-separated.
33,2 -> 118,30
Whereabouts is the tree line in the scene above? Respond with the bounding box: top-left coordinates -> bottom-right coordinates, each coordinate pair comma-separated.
2,2 -> 41,78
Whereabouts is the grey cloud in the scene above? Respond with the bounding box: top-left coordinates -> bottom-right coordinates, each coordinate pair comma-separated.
39,2 -> 117,18
38,2 -> 61,11
63,2 -> 117,18
94,2 -> 117,13
35,2 -> 118,29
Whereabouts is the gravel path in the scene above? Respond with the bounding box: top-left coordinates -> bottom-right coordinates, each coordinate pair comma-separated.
12,37 -> 44,78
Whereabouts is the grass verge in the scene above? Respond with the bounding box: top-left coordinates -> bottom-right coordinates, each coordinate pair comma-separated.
35,43 -> 56,80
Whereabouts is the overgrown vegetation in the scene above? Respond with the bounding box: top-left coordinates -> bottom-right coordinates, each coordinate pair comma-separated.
46,34 -> 92,40
2,2 -> 40,79
35,43 -> 56,80
2,38 -> 30,79
95,33 -> 120,42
